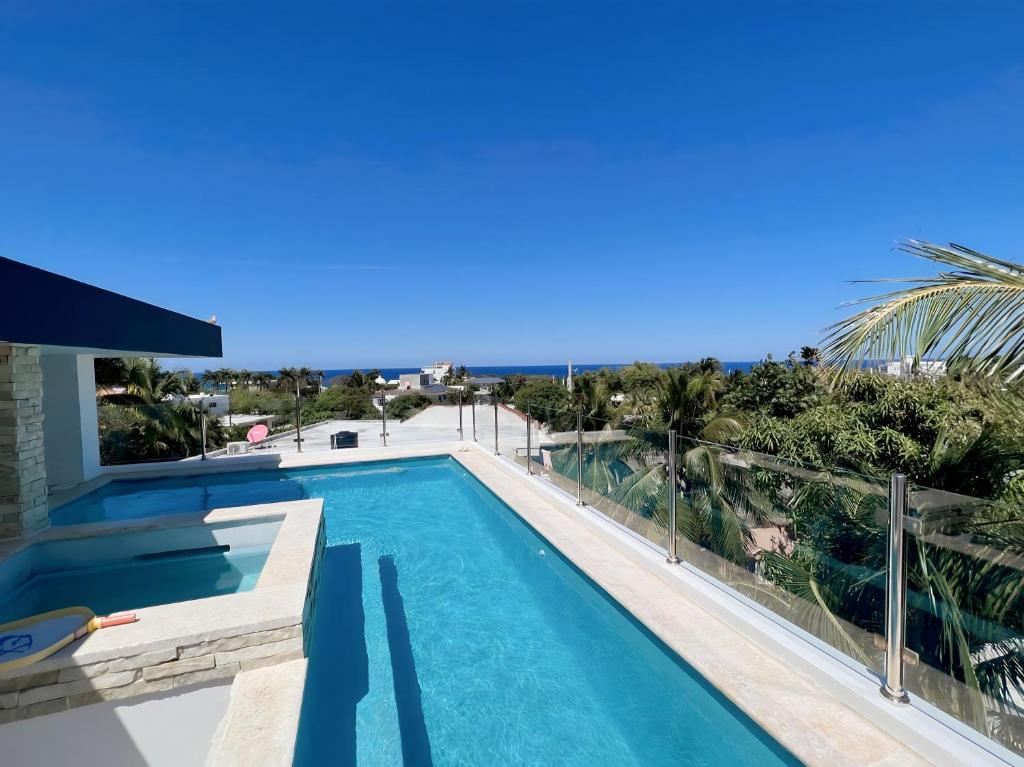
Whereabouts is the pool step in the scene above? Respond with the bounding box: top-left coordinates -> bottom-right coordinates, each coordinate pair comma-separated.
356,548 -> 405,765
135,544 -> 230,561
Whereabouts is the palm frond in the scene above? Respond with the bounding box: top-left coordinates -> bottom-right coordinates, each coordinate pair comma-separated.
822,241 -> 1024,381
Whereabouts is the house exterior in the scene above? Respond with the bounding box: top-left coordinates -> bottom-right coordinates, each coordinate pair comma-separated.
398,372 -> 432,389
884,356 -> 947,378
0,256 -> 222,538
421,360 -> 453,383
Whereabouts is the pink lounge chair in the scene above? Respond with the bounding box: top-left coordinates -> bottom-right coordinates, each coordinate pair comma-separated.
246,424 -> 269,448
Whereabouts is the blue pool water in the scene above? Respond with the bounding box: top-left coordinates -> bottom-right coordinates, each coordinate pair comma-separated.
0,547 -> 269,624
59,457 -> 796,764
52,465 -> 409,526
293,457 -> 797,766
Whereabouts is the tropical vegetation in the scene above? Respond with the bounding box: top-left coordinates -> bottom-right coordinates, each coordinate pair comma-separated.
507,242 -> 1024,753
96,357 -> 226,463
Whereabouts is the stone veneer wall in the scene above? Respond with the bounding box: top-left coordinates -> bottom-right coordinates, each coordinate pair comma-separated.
0,344 -> 48,539
0,623 -> 305,724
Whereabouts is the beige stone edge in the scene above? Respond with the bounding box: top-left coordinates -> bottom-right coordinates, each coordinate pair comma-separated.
206,658 -> 308,767
451,447 -> 999,767
47,441 -> 454,512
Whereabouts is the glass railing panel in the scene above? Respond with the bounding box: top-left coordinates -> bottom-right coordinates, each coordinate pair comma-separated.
97,401 -> 214,465
581,420 -> 671,549
674,437 -> 889,675
905,483 -> 1024,755
507,402 -> 672,549
221,383 -> 471,454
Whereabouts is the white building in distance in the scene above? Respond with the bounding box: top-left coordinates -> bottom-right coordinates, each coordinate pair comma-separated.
884,356 -> 947,379
421,360 -> 453,383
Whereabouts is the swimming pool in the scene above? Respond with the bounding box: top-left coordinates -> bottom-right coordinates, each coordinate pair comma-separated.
292,457 -> 797,766
0,545 -> 269,624
57,457 -> 797,764
51,463 -> 409,526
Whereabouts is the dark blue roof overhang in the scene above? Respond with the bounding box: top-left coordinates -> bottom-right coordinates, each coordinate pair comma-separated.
0,257 -> 222,358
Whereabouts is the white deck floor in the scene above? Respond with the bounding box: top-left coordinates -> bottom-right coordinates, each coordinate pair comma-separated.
254,404 -> 529,455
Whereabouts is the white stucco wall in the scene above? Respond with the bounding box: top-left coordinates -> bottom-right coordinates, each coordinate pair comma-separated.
41,353 -> 101,491
0,682 -> 231,767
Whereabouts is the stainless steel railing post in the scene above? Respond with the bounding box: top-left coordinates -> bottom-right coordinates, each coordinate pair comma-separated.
471,397 -> 477,441
666,429 -> 680,564
881,472 -> 910,704
575,409 -> 585,506
295,392 -> 303,454
526,412 -> 533,474
493,398 -> 499,455
200,407 -> 208,461
458,389 -> 464,441
380,394 -> 388,447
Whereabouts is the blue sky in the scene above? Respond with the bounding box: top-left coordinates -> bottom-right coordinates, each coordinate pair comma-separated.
2,2 -> 1022,370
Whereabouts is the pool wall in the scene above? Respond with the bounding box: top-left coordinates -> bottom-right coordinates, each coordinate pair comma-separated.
0,517 -> 282,599
0,499 -> 322,725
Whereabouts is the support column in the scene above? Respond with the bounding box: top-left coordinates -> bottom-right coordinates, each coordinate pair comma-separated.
42,354 -> 100,490
0,344 -> 48,538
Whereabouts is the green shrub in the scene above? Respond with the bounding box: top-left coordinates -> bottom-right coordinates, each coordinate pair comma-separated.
386,394 -> 433,421
307,387 -> 379,420
513,380 -> 571,421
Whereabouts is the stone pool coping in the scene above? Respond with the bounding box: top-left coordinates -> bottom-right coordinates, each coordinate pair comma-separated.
0,498 -> 322,725
47,441 -> 455,514
207,658 -> 308,766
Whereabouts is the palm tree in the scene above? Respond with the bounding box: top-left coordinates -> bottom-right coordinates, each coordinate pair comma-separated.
298,366 -> 314,394
569,375 -> 617,430
175,369 -> 201,393
823,241 -> 1024,381
799,346 -> 821,366
101,357 -> 188,405
278,367 -> 300,393
652,366 -> 741,442
97,358 -> 214,460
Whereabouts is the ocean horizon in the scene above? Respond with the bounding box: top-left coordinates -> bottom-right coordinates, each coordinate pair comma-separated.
251,361 -> 761,381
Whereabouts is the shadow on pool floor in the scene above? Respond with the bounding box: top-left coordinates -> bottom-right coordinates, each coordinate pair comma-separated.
294,545 -> 434,767
294,543 -> 369,766
379,555 -> 433,767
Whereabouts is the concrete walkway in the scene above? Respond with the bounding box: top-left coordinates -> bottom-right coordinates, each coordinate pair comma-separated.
254,404 -> 529,455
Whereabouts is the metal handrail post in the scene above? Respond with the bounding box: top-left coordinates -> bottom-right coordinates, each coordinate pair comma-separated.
526,412 -> 532,474
295,391 -> 303,454
381,394 -> 388,447
493,398 -> 499,455
575,409 -> 585,506
881,472 -> 910,704
200,406 -> 208,461
458,389 -> 464,440
666,429 -> 680,563
471,397 -> 477,441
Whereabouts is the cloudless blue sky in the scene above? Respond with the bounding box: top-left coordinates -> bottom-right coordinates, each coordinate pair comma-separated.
2,2 -> 1022,370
